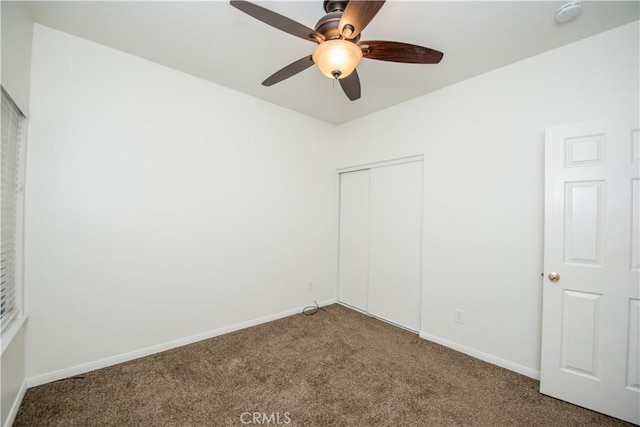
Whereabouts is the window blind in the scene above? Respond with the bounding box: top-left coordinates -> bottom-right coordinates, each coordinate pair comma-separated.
1,88 -> 25,330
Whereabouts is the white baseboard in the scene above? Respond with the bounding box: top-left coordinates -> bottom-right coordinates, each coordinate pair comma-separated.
26,299 -> 337,388
3,380 -> 27,427
419,331 -> 540,380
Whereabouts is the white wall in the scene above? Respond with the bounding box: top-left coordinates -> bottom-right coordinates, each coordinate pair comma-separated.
0,2 -> 33,426
1,1 -> 33,114
25,24 -> 338,381
333,21 -> 639,376
22,16 -> 640,388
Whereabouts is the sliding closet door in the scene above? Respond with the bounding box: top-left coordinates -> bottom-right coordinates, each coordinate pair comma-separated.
338,169 -> 370,311
368,161 -> 423,331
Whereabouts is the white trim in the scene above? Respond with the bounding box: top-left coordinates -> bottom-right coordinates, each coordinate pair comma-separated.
419,331 -> 540,380
2,380 -> 27,427
26,299 -> 337,388
335,173 -> 342,309
337,154 -> 424,174
416,162 -> 424,332
0,316 -> 27,356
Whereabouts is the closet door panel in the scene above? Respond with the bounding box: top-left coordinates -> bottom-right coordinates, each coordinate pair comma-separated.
368,162 -> 423,330
338,170 -> 370,311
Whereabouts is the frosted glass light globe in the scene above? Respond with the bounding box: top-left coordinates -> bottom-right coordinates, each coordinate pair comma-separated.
312,40 -> 363,79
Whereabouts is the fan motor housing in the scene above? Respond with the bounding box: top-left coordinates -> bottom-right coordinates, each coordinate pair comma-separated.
315,11 -> 343,40
315,4 -> 361,42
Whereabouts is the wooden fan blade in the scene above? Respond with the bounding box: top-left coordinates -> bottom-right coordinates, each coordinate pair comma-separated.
339,70 -> 361,101
262,56 -> 315,86
359,40 -> 444,64
339,1 -> 385,40
230,1 -> 323,43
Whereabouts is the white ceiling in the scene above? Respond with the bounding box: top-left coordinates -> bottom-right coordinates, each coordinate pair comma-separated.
26,1 -> 639,125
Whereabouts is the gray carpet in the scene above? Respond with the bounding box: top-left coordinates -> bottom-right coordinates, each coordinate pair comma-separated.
14,304 -> 633,426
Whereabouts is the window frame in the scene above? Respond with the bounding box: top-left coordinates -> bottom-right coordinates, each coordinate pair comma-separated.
1,86 -> 27,354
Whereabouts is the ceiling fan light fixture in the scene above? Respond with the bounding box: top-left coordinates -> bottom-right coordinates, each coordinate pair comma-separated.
231,0 -> 444,101
312,39 -> 363,79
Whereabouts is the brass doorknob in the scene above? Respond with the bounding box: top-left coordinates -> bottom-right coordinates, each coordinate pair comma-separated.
548,272 -> 561,282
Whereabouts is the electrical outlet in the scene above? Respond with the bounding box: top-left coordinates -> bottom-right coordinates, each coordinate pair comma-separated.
454,309 -> 465,324
308,281 -> 313,291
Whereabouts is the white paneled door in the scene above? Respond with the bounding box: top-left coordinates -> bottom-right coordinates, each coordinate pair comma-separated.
541,120 -> 640,424
338,160 -> 423,331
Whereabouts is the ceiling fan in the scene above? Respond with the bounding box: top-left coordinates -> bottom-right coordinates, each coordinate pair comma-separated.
230,0 -> 444,101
